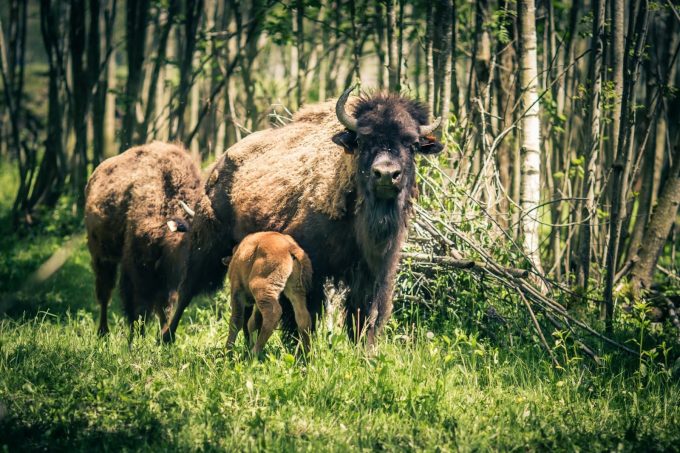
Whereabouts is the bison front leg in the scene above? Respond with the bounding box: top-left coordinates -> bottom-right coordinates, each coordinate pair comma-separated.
345,262 -> 397,349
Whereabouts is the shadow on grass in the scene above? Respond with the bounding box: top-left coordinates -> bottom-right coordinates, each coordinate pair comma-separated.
1,412 -> 176,451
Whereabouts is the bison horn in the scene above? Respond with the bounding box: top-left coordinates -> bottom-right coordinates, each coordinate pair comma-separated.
179,200 -> 195,217
336,85 -> 358,132
419,116 -> 442,137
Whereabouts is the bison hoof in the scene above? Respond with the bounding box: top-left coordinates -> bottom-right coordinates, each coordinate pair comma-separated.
160,329 -> 175,344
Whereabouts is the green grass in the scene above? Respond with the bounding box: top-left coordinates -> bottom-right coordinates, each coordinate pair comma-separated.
2,312 -> 680,451
1,161 -> 679,451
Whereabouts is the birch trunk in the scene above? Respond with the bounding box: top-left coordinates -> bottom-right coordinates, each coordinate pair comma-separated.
517,0 -> 544,274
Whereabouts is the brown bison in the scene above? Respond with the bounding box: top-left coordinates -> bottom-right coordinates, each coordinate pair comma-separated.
85,142 -> 201,337
226,231 -> 313,355
162,87 -> 443,347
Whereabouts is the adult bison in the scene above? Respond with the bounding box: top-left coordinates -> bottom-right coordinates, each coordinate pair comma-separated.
162,87 -> 443,347
85,142 -> 201,337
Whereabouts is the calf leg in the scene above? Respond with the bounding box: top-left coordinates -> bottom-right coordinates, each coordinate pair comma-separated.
284,288 -> 312,353
251,295 -> 283,356
92,258 -> 118,337
226,289 -> 247,351
247,307 -> 263,349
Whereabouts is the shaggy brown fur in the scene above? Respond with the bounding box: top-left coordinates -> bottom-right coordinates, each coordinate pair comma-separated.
162,93 -> 443,347
85,141 -> 201,336
226,232 -> 313,355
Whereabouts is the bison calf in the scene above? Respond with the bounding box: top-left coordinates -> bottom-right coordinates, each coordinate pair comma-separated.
226,232 -> 313,355
85,142 -> 201,338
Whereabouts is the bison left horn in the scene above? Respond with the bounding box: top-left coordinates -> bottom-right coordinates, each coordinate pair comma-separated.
419,116 -> 442,137
336,85 -> 358,132
179,200 -> 195,217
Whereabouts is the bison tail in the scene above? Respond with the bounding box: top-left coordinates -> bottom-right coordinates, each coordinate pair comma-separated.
290,246 -> 313,293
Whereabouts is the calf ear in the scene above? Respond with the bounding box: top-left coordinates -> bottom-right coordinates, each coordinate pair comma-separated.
332,130 -> 358,154
417,135 -> 444,155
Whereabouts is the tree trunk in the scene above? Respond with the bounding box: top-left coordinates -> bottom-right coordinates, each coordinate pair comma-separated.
88,0 -> 103,167
606,0 -> 624,170
121,0 -> 150,149
517,0 -> 544,275
140,0 -> 177,141
386,0 -> 399,92
69,0 -> 88,210
296,0 -> 305,106
603,0 -> 649,331
28,0 -> 66,211
577,0 -> 605,289
438,0 -> 453,126
425,1 -> 435,116
173,0 -> 204,141
629,143 -> 680,294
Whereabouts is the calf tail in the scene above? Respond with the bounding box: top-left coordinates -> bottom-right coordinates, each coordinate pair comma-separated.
290,245 -> 313,292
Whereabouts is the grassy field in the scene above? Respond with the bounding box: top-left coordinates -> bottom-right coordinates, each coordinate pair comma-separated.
1,164 -> 680,451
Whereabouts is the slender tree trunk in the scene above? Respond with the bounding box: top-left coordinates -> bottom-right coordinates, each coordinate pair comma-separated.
517,0 -> 544,275
438,0 -> 453,126
69,0 -> 88,209
28,0 -> 66,210
104,2 -> 117,156
606,0 -> 624,170
88,0 -> 103,167
425,1 -> 435,116
296,0 -> 305,106
173,0 -> 204,141
603,0 -> 649,331
140,0 -> 177,141
121,0 -> 150,149
495,0 -> 515,229
577,0 -> 605,289
386,0 -> 399,92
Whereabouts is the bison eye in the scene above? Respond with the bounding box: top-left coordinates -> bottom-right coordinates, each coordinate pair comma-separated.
409,142 -> 421,153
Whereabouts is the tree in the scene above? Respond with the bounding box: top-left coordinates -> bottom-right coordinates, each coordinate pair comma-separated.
577,0 -> 605,289
517,0 -> 544,275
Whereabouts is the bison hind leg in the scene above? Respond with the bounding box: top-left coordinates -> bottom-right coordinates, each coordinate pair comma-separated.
92,257 -> 118,337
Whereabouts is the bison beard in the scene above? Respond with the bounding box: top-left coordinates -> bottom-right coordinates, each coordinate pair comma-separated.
163,89 -> 443,347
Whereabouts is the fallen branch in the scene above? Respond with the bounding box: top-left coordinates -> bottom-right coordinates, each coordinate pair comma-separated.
401,252 -> 529,278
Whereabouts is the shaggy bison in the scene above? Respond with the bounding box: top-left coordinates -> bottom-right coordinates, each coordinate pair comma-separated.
85,142 -> 201,337
226,232 -> 313,355
162,87 -> 443,347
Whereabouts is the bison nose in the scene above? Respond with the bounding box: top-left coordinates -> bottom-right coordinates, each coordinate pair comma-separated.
372,164 -> 402,186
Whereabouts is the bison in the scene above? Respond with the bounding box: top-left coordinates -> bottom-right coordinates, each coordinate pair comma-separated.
85,142 -> 201,337
226,231 -> 313,355
162,87 -> 443,347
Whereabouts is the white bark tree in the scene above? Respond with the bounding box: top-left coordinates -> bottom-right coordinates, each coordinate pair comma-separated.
518,0 -> 544,275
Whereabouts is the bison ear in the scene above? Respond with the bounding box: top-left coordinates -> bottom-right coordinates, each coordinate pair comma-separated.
167,218 -> 189,233
332,130 -> 358,154
417,135 -> 444,155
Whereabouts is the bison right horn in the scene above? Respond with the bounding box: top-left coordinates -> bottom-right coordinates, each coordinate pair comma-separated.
336,85 -> 358,132
419,116 -> 442,137
179,200 -> 195,217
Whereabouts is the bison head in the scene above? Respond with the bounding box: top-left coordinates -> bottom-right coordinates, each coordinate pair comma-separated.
332,87 -> 444,205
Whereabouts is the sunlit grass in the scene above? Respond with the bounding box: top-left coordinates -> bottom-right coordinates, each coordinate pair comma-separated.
1,310 -> 679,451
